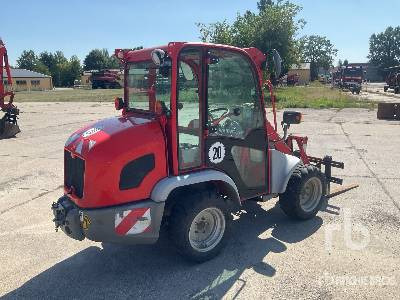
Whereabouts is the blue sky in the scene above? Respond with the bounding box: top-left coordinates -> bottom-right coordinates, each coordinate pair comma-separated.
2,0 -> 400,65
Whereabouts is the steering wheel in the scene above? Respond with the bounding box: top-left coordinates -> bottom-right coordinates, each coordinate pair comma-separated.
216,119 -> 244,138
208,107 -> 244,138
208,107 -> 229,126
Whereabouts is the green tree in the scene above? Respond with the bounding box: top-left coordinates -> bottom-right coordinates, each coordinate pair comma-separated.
34,61 -> 50,75
257,0 -> 274,11
197,1 -> 305,74
39,52 -> 56,71
84,47 -> 143,70
17,49 -> 81,87
16,50 -> 37,70
107,54 -> 121,69
49,51 -> 68,86
343,59 -> 349,66
368,26 -> 400,73
83,49 -> 110,70
197,20 -> 234,45
298,35 -> 337,80
60,55 -> 82,87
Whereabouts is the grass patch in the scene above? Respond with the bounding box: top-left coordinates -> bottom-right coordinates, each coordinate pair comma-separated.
273,83 -> 376,109
13,83 -> 377,110
14,88 -> 123,103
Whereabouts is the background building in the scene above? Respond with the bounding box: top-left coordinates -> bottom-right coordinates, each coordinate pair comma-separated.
2,69 -> 53,91
288,63 -> 311,85
80,71 -> 92,87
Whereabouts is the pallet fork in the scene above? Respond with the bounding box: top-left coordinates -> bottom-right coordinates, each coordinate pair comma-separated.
309,155 -> 359,198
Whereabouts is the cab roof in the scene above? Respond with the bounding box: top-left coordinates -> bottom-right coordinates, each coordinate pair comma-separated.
115,42 -> 266,67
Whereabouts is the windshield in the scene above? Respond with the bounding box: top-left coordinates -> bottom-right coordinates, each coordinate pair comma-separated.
126,61 -> 171,111
343,68 -> 362,77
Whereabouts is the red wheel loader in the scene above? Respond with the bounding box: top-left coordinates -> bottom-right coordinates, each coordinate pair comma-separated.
0,39 -> 20,139
52,42 -> 357,262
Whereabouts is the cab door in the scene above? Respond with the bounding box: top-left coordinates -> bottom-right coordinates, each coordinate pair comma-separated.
205,48 -> 268,199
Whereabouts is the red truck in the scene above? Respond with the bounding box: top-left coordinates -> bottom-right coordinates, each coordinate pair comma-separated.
339,66 -> 364,94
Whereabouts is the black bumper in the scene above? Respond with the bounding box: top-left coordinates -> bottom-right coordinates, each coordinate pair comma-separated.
343,82 -> 361,91
51,196 -> 165,244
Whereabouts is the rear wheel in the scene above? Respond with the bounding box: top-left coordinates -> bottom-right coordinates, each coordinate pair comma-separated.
168,191 -> 230,262
279,165 -> 326,220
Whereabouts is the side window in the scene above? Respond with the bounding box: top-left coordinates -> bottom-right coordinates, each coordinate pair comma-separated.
207,49 -> 263,139
177,49 -> 201,170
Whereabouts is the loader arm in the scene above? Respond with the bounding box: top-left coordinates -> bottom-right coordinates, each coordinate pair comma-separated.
0,39 -> 20,139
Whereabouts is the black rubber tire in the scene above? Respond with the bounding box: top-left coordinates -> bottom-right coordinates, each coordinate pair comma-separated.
395,87 -> 400,94
168,190 -> 231,263
279,165 -> 326,220
384,86 -> 388,92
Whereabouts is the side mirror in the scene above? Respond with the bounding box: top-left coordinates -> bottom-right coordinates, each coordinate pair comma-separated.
272,49 -> 282,77
282,111 -> 302,125
151,49 -> 165,66
151,48 -> 171,77
114,97 -> 124,110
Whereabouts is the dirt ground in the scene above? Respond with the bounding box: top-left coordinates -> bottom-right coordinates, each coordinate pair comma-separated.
0,102 -> 399,299
360,82 -> 400,103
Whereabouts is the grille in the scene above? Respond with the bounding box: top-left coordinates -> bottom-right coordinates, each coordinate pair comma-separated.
64,150 -> 85,198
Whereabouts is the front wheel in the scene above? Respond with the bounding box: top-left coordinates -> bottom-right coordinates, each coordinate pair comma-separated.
279,165 -> 326,220
168,191 -> 230,262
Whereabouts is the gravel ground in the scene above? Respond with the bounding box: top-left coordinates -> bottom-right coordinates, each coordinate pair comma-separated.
360,82 -> 400,103
0,102 -> 399,299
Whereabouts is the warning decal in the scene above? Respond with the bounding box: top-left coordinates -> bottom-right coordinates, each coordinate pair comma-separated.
115,208 -> 151,235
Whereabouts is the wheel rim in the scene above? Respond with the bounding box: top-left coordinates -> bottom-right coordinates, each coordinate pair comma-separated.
299,177 -> 322,212
188,207 -> 226,253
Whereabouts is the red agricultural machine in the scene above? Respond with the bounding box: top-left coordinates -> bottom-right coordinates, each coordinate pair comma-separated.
52,42 -> 357,262
91,69 -> 122,89
0,39 -> 20,139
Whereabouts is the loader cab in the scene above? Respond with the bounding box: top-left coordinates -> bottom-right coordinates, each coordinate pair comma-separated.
175,46 -> 268,199
117,43 -> 270,200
